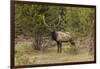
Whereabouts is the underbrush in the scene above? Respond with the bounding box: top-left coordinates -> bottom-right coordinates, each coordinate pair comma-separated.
15,40 -> 94,66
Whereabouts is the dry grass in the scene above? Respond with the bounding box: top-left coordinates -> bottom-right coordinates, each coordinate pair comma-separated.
15,40 -> 94,66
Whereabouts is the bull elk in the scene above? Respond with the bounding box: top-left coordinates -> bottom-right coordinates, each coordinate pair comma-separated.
42,15 -> 76,53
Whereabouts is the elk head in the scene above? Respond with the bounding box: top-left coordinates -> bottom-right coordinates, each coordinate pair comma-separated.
42,15 -> 61,41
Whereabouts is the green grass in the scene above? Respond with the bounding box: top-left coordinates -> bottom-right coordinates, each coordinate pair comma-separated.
15,41 -> 94,66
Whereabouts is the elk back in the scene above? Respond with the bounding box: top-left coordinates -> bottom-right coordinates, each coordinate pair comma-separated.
56,31 -> 71,42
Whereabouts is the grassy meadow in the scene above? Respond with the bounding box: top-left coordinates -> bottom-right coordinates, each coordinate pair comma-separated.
15,39 -> 94,66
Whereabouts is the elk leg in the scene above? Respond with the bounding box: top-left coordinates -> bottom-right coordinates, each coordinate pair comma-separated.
59,42 -> 62,53
57,42 -> 59,53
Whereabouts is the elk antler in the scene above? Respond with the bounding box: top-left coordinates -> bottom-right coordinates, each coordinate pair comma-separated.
55,15 -> 61,28
43,15 -> 52,31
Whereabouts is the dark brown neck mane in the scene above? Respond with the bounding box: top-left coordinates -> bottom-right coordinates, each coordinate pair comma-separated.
51,31 -> 57,41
